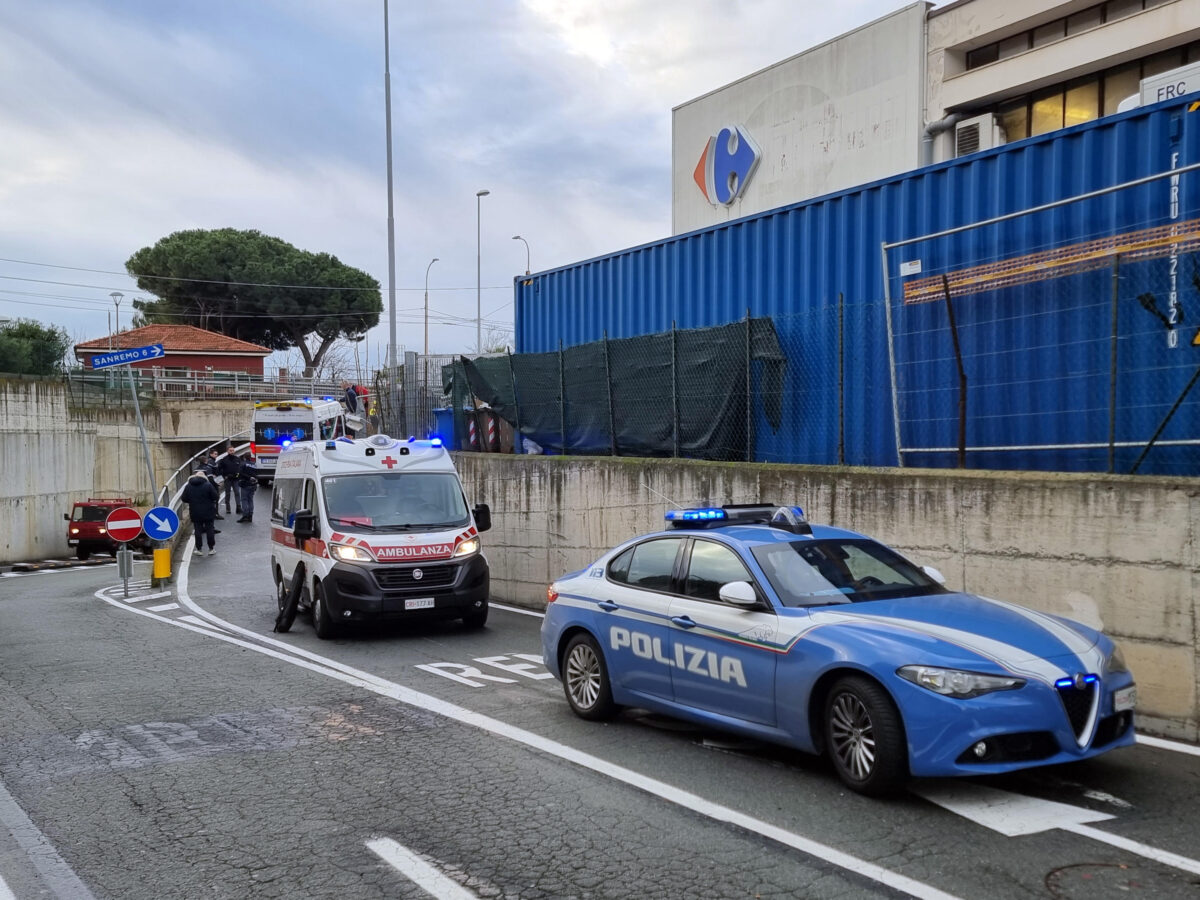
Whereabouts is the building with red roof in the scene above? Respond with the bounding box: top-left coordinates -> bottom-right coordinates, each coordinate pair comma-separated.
73,325 -> 272,374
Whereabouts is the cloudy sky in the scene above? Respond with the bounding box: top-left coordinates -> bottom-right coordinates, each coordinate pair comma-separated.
0,0 -> 921,370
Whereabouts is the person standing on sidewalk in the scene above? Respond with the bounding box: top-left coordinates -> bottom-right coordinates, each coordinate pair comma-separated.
181,466 -> 219,555
217,442 -> 243,517
236,453 -> 261,523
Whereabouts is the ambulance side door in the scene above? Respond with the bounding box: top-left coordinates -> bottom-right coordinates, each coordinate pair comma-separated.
270,476 -> 305,584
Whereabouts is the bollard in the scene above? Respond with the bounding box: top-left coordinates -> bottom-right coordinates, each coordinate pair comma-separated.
153,547 -> 172,581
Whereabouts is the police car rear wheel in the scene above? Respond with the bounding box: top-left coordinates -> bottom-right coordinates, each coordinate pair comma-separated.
312,581 -> 337,640
563,634 -> 616,721
824,676 -> 907,795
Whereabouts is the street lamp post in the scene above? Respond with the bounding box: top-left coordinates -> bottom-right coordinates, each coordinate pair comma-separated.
476,189 -> 489,354
383,0 -> 398,374
512,235 -> 530,275
110,292 -> 123,348
424,257 -> 439,356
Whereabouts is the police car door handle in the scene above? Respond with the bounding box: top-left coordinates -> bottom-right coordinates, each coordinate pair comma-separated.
670,616 -> 696,629
598,600 -> 619,612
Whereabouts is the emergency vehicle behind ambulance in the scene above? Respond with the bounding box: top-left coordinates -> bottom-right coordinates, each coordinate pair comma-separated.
269,433 -> 491,638
251,398 -> 345,485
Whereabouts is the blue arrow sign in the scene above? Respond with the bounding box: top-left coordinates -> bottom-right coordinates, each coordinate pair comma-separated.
91,344 -> 165,370
143,506 -> 180,540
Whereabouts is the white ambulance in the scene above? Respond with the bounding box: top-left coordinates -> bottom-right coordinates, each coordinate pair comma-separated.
252,398 -> 346,484
269,433 -> 492,638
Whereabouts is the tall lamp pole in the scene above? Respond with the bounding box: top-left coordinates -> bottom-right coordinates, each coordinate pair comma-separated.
383,0 -> 398,373
110,291 -> 123,347
512,235 -> 530,275
423,257 -> 439,356
476,189 -> 489,354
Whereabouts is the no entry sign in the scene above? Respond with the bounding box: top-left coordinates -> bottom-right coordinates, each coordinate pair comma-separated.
105,507 -> 143,543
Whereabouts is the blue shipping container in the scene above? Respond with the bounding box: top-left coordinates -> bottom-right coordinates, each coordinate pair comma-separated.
515,98 -> 1200,475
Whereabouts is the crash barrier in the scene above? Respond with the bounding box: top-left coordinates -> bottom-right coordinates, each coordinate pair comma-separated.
63,369 -> 344,408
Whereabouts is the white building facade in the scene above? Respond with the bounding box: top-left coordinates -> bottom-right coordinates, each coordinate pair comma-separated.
672,0 -> 1200,234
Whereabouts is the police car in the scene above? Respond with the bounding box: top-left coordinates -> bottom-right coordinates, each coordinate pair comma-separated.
540,505 -> 1137,795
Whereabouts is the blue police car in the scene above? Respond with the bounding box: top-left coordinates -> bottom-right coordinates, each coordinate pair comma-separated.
540,505 -> 1137,795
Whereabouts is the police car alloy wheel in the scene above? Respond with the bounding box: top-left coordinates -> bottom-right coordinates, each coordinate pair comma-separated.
824,676 -> 907,795
562,633 -> 616,721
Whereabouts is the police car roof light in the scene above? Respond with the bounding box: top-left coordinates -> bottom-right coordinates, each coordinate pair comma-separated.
769,506 -> 812,535
325,441 -> 337,450
665,508 -> 727,527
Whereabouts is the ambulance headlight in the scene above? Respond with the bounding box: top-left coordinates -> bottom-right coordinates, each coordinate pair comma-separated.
454,537 -> 480,557
330,543 -> 373,563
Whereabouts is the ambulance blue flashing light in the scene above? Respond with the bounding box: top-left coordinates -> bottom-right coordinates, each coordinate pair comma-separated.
430,436 -> 444,447
281,439 -> 293,448
325,441 -> 337,450
665,508 -> 727,522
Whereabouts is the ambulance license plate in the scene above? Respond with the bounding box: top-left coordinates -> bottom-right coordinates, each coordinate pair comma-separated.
1114,684 -> 1137,712
405,598 -> 435,611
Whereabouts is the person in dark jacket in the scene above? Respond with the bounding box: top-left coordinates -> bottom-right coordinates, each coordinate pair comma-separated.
181,467 -> 219,555
216,442 -> 243,516
236,453 -> 260,523
202,449 -> 225,520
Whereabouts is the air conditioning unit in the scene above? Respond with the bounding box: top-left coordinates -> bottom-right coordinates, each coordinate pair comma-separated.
954,113 -> 1002,157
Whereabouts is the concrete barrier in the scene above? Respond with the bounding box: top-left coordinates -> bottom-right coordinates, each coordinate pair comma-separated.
454,453 -> 1199,741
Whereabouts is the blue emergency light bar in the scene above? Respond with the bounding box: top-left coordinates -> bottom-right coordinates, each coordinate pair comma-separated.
665,508 -> 727,523
1055,675 -> 1099,689
430,437 -> 444,447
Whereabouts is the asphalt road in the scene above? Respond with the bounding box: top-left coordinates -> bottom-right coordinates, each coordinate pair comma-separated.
1,517 -> 1198,899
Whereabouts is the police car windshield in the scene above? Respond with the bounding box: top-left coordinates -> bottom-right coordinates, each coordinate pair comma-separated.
321,473 -> 469,530
751,539 -> 944,607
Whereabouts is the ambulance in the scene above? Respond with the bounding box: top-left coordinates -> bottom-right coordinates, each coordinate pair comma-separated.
251,398 -> 346,484
269,433 -> 492,638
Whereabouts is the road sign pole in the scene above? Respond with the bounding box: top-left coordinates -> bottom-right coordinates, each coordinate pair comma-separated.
125,365 -> 158,500
117,544 -> 134,598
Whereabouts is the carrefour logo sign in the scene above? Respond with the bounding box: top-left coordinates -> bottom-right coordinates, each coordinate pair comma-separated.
693,124 -> 761,206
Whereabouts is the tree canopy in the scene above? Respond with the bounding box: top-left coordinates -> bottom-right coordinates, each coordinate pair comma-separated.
0,319 -> 70,376
126,228 -> 381,375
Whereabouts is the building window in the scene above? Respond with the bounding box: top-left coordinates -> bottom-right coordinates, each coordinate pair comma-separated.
998,33 -> 1031,60
1067,7 -> 1104,34
1032,20 -> 1067,48
966,44 -> 999,69
1143,48 -> 1183,77
998,101 -> 1029,142
1031,90 -> 1065,136
1105,0 -> 1144,21
1103,63 -> 1141,114
1065,80 -> 1100,127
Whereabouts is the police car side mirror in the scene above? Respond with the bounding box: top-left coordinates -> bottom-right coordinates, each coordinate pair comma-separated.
473,503 -> 492,532
293,510 -> 319,542
719,581 -> 759,608
63,513 -> 70,521
922,565 -> 947,585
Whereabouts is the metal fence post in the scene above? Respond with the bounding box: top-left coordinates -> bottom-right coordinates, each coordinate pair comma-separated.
559,339 -> 567,455
508,350 -> 521,453
838,292 -> 845,465
603,330 -> 617,455
1108,254 -> 1120,474
671,320 -> 679,458
940,275 -> 968,469
745,308 -> 752,463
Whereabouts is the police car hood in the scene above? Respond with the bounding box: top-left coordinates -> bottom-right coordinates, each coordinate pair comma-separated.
809,592 -> 1104,670
329,525 -> 478,562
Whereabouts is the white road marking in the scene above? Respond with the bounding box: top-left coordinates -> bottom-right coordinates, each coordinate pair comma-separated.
123,591 -> 172,604
178,615 -> 224,631
113,553 -> 965,900
917,782 -> 1200,875
145,603 -> 179,612
366,838 -> 479,899
0,774 -> 96,899
1137,734 -> 1200,757
0,872 -> 14,900
489,601 -> 544,619
1064,823 -> 1200,876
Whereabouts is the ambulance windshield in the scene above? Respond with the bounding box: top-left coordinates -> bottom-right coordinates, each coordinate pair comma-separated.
322,472 -> 469,531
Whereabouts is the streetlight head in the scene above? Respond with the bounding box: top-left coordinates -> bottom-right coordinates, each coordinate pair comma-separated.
432,257 -> 439,263
109,291 -> 124,302
477,189 -> 490,197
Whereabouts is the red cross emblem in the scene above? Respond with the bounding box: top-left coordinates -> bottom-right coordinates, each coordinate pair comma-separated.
381,456 -> 398,469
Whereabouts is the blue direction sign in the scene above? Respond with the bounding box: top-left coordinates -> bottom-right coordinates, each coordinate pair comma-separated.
143,506 -> 180,540
91,344 -> 165,370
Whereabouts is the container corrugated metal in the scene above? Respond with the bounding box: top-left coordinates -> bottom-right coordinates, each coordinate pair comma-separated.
515,98 -> 1200,474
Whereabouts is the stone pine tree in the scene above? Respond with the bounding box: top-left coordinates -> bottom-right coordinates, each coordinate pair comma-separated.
126,228 -> 381,376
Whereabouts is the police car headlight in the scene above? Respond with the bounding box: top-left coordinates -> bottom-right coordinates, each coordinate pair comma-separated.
454,537 -> 480,557
897,665 -> 1024,699
330,543 -> 373,563
1106,644 -> 1128,674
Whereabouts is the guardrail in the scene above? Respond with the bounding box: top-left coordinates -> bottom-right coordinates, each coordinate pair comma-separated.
65,368 -> 344,407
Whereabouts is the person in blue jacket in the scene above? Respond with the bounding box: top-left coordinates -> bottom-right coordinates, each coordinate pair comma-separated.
236,453 -> 261,523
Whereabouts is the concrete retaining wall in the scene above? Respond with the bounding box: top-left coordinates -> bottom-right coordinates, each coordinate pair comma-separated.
0,377 -> 194,562
455,454 -> 1199,741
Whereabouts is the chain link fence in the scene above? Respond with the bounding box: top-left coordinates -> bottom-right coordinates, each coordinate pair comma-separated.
883,163 -> 1200,476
